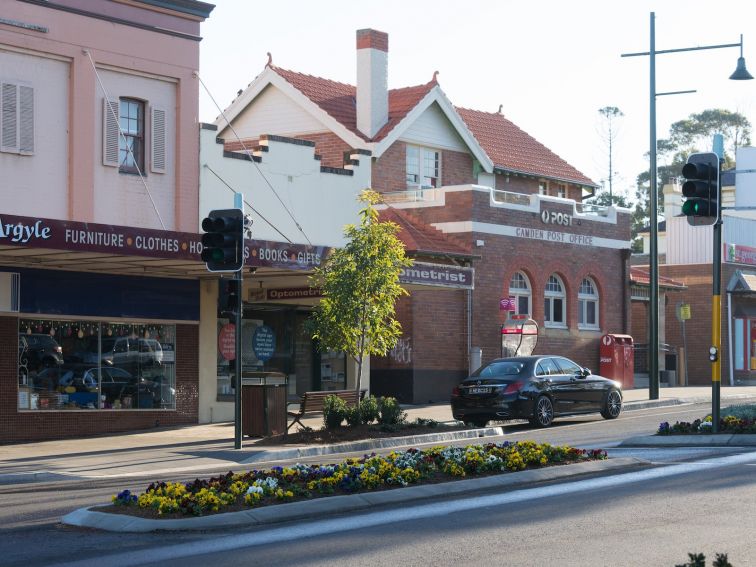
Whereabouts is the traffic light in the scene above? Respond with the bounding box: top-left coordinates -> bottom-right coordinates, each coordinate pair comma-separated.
681,152 -> 720,226
201,208 -> 245,272
218,278 -> 240,317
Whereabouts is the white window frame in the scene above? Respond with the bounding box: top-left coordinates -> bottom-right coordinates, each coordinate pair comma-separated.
509,271 -> 532,316
102,97 -> 167,174
578,277 -> 600,330
406,144 -> 441,189
544,274 -> 567,328
538,181 -> 548,195
556,183 -> 566,198
1,81 -> 34,155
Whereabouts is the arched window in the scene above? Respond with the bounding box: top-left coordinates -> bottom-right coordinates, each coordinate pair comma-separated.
578,277 -> 599,330
509,272 -> 532,316
544,274 -> 566,327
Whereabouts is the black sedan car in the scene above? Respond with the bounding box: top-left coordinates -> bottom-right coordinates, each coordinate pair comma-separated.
451,355 -> 622,428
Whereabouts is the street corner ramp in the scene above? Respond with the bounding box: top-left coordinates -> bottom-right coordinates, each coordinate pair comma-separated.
239,427 -> 507,464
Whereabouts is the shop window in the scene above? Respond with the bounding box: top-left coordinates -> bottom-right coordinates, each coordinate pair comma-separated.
509,271 -> 532,316
17,318 -> 176,411
544,274 -> 566,328
406,144 -> 440,189
578,277 -> 599,330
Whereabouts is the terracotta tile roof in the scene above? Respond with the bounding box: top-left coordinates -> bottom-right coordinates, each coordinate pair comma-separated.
630,266 -> 686,289
273,66 -> 433,142
456,107 -> 596,186
271,66 -> 594,185
378,207 -> 473,258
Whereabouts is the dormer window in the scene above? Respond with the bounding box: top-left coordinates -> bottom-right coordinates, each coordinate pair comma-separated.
406,145 -> 440,189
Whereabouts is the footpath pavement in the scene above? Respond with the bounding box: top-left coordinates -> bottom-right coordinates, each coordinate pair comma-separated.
2,386 -> 756,487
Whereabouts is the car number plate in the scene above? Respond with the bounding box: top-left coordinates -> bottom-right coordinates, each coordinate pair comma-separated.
469,386 -> 490,394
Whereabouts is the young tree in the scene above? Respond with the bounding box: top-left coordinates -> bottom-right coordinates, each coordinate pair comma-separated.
309,190 -> 412,398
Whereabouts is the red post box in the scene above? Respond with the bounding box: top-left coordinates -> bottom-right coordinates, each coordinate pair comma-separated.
599,334 -> 634,389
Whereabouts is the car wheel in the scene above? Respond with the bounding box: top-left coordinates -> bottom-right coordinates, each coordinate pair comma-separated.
601,389 -> 622,419
530,395 -> 554,428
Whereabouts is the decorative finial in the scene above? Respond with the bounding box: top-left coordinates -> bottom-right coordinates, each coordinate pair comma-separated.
431,70 -> 439,83
498,104 -> 503,114
266,52 -> 273,67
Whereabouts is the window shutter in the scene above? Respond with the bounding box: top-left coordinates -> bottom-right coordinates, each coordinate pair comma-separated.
1,83 -> 18,152
150,106 -> 166,173
19,85 -> 34,154
102,98 -> 119,167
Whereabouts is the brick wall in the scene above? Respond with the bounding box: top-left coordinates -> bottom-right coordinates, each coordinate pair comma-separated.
0,317 -> 199,443
659,264 -> 729,386
292,132 -> 351,169
372,141 -> 407,192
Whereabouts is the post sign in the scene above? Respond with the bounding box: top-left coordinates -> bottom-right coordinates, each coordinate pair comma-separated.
218,323 -> 236,361
252,325 -> 276,362
677,303 -> 691,322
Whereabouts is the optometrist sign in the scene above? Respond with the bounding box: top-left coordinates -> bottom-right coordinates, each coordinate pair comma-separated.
399,262 -> 474,290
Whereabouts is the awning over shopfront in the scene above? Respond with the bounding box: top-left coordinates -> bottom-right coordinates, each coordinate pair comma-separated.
0,213 -> 328,278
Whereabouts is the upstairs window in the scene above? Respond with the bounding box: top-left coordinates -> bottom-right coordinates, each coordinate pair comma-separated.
578,277 -> 599,329
538,182 -> 548,195
544,274 -> 566,328
1,82 -> 34,155
556,184 -> 567,198
509,271 -> 532,316
103,97 -> 166,174
119,98 -> 144,174
406,145 -> 440,188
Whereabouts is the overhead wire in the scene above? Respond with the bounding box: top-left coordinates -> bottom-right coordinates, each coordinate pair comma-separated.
84,50 -> 166,230
196,72 -> 313,246
203,164 -> 293,243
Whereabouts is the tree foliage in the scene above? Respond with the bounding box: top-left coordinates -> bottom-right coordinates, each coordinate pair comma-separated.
632,108 -> 752,247
309,190 -> 412,396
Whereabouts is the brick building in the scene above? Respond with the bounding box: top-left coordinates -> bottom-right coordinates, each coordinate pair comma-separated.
215,28 -> 633,403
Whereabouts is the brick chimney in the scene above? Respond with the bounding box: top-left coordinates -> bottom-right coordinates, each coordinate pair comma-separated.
356,29 -> 389,139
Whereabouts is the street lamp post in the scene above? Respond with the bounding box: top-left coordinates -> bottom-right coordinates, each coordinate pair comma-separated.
622,12 -> 751,401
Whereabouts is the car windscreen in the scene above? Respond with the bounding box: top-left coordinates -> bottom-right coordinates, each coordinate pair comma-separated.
472,361 -> 525,378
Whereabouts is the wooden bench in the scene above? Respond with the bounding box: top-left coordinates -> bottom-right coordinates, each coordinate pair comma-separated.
287,389 -> 363,431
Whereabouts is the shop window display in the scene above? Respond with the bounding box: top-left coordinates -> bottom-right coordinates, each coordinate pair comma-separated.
17,318 -> 176,411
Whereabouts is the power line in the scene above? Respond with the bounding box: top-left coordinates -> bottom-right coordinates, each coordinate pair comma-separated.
196,72 -> 313,246
204,164 -> 293,243
84,50 -> 166,230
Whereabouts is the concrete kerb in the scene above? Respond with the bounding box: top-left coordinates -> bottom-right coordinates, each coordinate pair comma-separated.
61,456 -> 648,533
620,434 -> 756,447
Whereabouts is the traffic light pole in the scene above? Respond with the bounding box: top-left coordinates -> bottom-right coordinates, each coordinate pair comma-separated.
233,268 -> 243,449
712,215 -> 722,433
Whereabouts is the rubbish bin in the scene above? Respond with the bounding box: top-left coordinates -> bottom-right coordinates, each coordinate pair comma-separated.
241,372 -> 287,437
599,334 -> 634,389
660,370 -> 677,387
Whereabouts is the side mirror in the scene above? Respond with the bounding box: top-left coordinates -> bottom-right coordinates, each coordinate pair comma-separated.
581,368 -> 591,377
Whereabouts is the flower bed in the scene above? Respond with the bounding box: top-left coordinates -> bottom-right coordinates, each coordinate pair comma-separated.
658,404 -> 756,435
109,441 -> 608,518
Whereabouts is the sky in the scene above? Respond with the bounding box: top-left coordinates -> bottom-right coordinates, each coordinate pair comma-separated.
198,0 -> 756,202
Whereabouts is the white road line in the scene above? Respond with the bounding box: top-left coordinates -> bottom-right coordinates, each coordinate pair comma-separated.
54,450 -> 756,567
